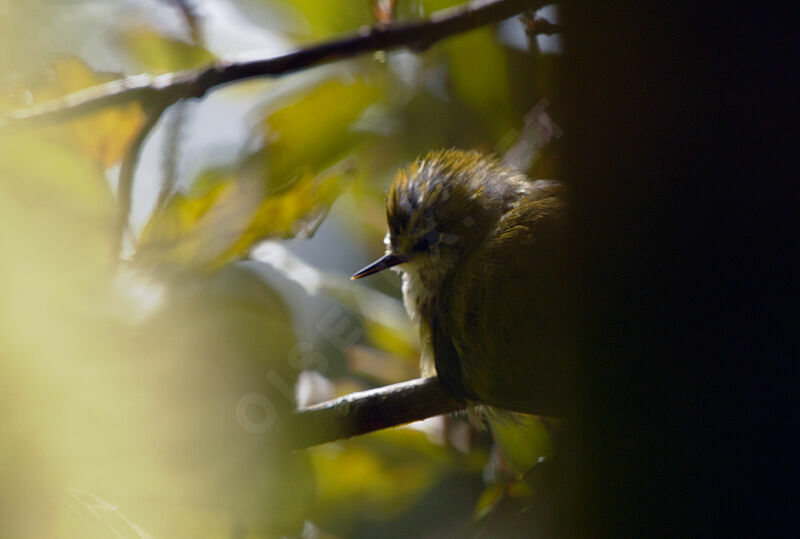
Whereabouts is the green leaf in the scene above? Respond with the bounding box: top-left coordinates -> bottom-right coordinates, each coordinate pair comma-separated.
3,57 -> 146,167
306,426 -> 481,532
0,131 -> 115,305
270,0 -> 372,39
489,414 -> 555,478
443,28 -> 515,139
120,27 -> 214,73
136,73 -> 382,273
473,482 -> 505,521
255,75 -> 383,188
136,161 -> 353,272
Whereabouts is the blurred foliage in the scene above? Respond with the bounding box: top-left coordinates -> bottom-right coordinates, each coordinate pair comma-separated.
443,28 -> 515,140
120,28 -> 214,73
490,415 -> 555,478
1,57 -> 146,167
136,162 -> 352,272
1,0 -> 561,536
254,76 -> 382,187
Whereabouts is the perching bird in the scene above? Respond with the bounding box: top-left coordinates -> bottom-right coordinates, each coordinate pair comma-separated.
352,149 -> 570,415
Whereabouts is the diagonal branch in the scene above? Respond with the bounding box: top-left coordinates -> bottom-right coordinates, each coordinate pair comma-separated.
288,377 -> 466,449
2,0 -> 546,128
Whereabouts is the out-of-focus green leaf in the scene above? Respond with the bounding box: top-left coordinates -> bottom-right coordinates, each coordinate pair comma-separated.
0,131 -> 115,311
273,0 -> 465,39
120,27 -> 214,73
396,0 -> 463,16
270,0 -> 372,39
473,482 -> 505,521
0,133 -> 116,539
136,74 -> 381,273
136,163 -> 352,272
362,318 -> 418,363
345,344 -> 418,384
0,2 -> 60,83
490,414 -> 554,478
4,132 -> 325,536
2,57 -> 146,167
307,426 -> 483,533
443,28 -> 515,140
115,264 -> 313,535
256,75 -> 383,189
1,142 -> 314,532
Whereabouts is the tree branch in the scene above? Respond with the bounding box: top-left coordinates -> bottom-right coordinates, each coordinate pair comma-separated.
522,13 -> 563,37
288,377 -> 465,449
112,104 -> 167,260
2,0 -> 546,127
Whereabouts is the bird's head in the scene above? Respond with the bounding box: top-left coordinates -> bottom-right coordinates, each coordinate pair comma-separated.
352,149 -> 524,282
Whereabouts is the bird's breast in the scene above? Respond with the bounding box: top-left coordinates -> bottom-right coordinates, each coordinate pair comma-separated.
400,267 -> 438,376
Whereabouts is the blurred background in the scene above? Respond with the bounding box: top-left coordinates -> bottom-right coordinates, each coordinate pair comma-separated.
1,0 -> 563,536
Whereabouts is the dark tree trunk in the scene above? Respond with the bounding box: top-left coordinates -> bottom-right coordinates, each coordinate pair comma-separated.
560,1 -> 793,535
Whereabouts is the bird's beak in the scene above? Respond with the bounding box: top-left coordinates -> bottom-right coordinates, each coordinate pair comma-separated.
351,253 -> 409,280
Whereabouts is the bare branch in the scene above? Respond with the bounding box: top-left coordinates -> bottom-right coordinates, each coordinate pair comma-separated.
161,0 -> 204,44
2,0 -> 546,128
157,100 -> 189,209
522,13 -> 563,37
112,105 -> 167,260
287,377 -> 465,449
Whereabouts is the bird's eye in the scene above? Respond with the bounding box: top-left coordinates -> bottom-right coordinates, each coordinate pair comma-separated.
412,232 -> 442,252
412,237 -> 430,252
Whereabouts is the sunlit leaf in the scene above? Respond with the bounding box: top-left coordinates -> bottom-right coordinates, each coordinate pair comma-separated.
136,162 -> 353,272
136,74 -> 380,273
270,0 -> 372,39
473,482 -> 505,521
306,427 -> 482,532
256,75 -> 383,189
55,489 -> 155,539
0,131 -> 115,314
507,479 -> 534,498
345,344 -> 417,384
120,27 -> 214,73
4,57 -> 146,168
361,318 -> 419,367
443,28 -> 515,139
489,414 -> 555,478
1,164 -> 314,534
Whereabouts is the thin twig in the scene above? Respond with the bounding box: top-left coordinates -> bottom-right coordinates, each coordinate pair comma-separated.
112,106 -> 166,260
163,0 -> 204,44
2,0 -> 546,128
287,377 -> 465,449
522,14 -> 563,37
157,100 -> 188,209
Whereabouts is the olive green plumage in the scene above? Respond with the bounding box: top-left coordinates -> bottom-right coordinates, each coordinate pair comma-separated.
355,149 -> 568,414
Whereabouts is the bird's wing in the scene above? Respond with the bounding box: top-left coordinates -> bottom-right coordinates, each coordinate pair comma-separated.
435,181 -> 569,414
431,309 -> 478,402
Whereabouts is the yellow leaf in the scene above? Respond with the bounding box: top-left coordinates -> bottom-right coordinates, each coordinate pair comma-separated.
0,132 -> 115,309
136,164 -> 353,272
363,317 -> 419,359
256,76 -> 382,189
5,56 -> 146,167
120,27 -> 214,73
443,28 -> 515,139
473,482 -> 505,521
489,414 -> 555,478
306,428 -> 456,527
273,0 -> 372,39
136,74 -> 380,274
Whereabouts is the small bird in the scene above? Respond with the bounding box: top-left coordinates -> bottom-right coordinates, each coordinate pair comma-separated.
352,149 -> 569,415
